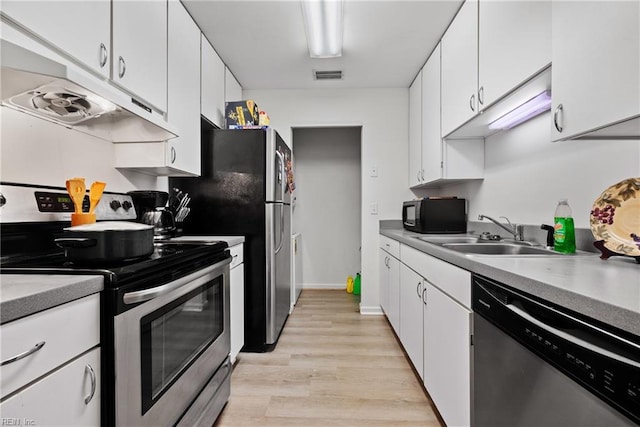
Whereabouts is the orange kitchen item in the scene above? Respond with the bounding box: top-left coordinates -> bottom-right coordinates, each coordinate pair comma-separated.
89,181 -> 106,214
71,212 -> 96,226
66,177 -> 86,214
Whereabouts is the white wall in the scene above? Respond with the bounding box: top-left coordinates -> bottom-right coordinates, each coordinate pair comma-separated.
244,88 -> 413,314
293,127 -> 361,287
0,107 -> 164,192
438,112 -> 640,229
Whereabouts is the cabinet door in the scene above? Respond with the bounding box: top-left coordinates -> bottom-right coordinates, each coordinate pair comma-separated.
441,0 -> 478,137
167,0 -> 201,176
551,1 -> 640,141
201,35 -> 226,128
225,67 -> 242,102
379,250 -> 390,315
399,264 -> 424,379
387,255 -> 401,335
112,0 -> 167,112
478,0 -> 551,110
1,348 -> 100,425
408,70 -> 423,187
423,282 -> 472,427
1,1 -> 111,77
230,263 -> 245,363
421,43 -> 442,184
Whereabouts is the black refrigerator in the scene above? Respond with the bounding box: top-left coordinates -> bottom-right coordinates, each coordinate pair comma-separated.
171,126 -> 292,352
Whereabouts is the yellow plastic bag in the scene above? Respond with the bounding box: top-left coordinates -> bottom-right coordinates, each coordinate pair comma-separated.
346,276 -> 354,293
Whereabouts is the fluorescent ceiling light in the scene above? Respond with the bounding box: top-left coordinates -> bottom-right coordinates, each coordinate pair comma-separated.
489,90 -> 552,130
301,0 -> 343,58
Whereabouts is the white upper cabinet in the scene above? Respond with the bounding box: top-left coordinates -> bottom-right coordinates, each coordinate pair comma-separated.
0,1 -> 111,78
478,0 -> 551,110
551,1 -> 640,141
442,0 -> 551,138
225,67 -> 242,103
441,0 -> 478,138
111,0 -> 168,113
421,44 -> 443,184
408,70 -> 423,187
201,35 -> 226,128
114,0 -> 200,176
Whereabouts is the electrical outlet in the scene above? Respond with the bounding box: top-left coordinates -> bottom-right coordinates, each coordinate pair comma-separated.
370,203 -> 378,215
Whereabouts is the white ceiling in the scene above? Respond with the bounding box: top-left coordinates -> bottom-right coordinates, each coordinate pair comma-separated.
182,0 -> 464,90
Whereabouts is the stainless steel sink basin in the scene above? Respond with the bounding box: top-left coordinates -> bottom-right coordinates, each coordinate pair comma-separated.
415,236 -> 480,244
441,243 -> 562,256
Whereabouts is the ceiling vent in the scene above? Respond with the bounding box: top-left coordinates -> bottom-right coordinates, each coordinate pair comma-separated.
313,70 -> 343,80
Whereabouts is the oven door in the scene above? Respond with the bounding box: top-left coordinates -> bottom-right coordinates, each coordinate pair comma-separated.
114,257 -> 231,426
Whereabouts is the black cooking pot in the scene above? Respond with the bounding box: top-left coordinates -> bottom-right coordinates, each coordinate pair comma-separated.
55,221 -> 154,263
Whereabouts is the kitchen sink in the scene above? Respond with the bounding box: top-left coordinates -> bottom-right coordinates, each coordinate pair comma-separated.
441,243 -> 562,256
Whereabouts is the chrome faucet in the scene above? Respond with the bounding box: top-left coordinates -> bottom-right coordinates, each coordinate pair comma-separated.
478,214 -> 524,241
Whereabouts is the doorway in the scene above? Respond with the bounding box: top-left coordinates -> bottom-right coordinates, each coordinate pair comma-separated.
292,126 -> 362,288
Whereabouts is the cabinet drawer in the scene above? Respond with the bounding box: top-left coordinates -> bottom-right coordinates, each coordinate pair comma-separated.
1,347 -> 100,425
380,235 -> 400,259
0,294 -> 100,399
400,244 -> 471,308
229,244 -> 244,269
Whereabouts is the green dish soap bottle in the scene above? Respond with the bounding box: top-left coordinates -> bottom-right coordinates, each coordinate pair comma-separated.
554,199 -> 576,253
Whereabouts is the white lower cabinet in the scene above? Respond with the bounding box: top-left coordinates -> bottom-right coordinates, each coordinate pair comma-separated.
0,348 -> 101,425
379,236 -> 400,335
230,243 -> 245,363
423,280 -> 472,427
382,240 -> 472,426
399,263 -> 424,380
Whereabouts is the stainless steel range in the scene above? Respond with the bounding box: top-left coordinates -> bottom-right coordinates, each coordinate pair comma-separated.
0,182 -> 232,426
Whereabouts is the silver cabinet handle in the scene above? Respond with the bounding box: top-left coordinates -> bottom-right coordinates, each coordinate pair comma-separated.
421,170 -> 424,180
118,56 -> 126,78
170,146 -> 177,164
1,341 -> 46,366
478,86 -> 484,106
416,280 -> 422,298
84,364 -> 96,404
469,94 -> 476,112
417,170 -> 421,182
554,104 -> 563,132
422,287 -> 427,305
99,43 -> 108,68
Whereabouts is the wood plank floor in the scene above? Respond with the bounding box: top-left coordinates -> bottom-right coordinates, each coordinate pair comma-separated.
214,289 -> 443,426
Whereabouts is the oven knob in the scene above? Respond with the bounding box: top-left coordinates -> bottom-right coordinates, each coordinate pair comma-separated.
0,193 -> 5,208
122,201 -> 132,211
110,200 -> 122,211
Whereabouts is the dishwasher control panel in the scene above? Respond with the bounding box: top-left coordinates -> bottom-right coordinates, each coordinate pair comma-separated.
473,275 -> 640,425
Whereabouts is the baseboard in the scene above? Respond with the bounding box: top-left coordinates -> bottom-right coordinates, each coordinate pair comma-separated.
302,283 -> 345,290
359,305 -> 384,315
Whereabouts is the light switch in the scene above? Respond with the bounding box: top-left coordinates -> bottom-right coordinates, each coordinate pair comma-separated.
370,166 -> 378,177
370,203 -> 378,215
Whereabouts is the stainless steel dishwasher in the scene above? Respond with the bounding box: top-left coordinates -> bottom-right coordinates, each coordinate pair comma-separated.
472,275 -> 640,426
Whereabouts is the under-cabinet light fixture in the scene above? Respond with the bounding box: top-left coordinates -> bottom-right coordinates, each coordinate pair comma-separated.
301,0 -> 343,58
489,90 -> 552,130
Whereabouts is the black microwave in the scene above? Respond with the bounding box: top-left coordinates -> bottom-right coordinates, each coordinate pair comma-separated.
402,198 -> 467,234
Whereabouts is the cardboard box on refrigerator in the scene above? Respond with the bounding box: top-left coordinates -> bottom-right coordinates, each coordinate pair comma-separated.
225,100 -> 259,128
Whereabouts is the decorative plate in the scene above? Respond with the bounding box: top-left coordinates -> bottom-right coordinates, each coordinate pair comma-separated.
590,177 -> 640,257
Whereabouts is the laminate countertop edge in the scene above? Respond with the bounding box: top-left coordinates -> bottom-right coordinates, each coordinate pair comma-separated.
380,228 -> 640,337
0,274 -> 104,325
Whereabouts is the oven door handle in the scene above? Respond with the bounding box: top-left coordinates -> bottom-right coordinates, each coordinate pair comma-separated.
123,257 -> 232,305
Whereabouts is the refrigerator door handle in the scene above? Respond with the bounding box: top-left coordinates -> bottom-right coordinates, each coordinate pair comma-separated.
274,150 -> 286,255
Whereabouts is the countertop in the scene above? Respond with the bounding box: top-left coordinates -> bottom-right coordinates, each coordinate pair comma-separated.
169,235 -> 245,247
0,274 -> 104,325
381,227 -> 640,337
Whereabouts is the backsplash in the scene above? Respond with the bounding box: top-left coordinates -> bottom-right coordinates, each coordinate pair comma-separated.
0,107 -> 164,192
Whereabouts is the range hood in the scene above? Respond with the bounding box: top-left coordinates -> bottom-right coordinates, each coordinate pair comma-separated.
1,39 -> 178,143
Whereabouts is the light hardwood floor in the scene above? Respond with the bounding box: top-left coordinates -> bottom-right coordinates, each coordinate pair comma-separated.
214,289 -> 443,426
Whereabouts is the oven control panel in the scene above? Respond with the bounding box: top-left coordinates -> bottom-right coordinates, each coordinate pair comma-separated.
0,184 -> 137,223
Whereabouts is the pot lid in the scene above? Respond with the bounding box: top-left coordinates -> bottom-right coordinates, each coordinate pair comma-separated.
64,221 -> 153,231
